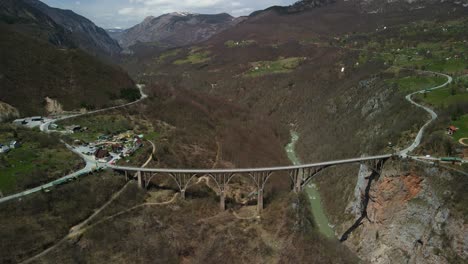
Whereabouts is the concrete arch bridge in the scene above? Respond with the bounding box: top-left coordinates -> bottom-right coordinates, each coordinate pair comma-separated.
109,154 -> 393,213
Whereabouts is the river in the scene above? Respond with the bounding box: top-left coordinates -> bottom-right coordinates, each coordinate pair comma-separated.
285,131 -> 335,238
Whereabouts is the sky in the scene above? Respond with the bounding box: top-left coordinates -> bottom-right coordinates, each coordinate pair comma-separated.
42,0 -> 297,29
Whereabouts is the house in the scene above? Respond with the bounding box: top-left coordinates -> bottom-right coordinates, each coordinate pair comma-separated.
13,119 -> 27,126
94,148 -> 110,160
65,125 -> 81,133
447,125 -> 458,135
9,141 -> 21,149
134,137 -> 143,148
112,144 -> 123,153
31,116 -> 43,122
0,144 -> 10,154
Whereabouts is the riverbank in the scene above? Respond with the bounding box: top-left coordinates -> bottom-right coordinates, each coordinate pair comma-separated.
285,130 -> 335,238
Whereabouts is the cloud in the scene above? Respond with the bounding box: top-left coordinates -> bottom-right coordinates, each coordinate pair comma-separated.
42,0 -> 296,28
232,7 -> 253,14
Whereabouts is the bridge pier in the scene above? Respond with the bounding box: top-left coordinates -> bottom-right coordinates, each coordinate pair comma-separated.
137,171 -> 143,189
220,190 -> 225,211
257,189 -> 264,213
181,189 -> 186,199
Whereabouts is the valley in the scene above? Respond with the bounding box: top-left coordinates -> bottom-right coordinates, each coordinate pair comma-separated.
1,0 -> 468,263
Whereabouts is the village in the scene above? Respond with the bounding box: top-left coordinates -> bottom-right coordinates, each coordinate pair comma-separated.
10,116 -> 145,165
70,130 -> 145,165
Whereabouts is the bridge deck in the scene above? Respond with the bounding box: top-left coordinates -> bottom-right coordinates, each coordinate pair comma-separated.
109,154 -> 394,173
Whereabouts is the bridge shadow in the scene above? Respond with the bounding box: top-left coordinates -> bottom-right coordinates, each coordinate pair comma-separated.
339,162 -> 383,242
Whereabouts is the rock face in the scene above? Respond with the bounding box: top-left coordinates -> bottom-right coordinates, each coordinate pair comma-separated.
44,97 -> 63,115
0,0 -> 121,57
115,13 -> 244,49
0,101 -> 19,122
344,162 -> 468,263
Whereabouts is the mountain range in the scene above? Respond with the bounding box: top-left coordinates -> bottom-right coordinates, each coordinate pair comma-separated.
110,12 -> 245,50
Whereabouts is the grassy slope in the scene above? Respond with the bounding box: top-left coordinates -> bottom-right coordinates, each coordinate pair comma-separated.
385,75 -> 447,93
0,125 -> 83,195
0,25 -> 136,116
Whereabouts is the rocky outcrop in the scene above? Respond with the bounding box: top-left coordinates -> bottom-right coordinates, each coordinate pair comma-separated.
0,101 -> 19,122
44,97 -> 63,115
115,13 -> 244,49
343,161 -> 468,263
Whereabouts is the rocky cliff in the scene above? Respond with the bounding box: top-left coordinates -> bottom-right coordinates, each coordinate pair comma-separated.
115,13 -> 244,49
343,160 -> 468,263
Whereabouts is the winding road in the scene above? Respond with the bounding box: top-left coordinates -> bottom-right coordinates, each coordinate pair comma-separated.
0,85 -> 148,204
0,70 -> 462,204
400,71 -> 453,157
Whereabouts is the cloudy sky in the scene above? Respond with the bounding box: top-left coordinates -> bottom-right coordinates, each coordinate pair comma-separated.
42,0 -> 297,29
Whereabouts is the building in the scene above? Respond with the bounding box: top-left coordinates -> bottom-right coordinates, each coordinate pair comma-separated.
9,141 -> 21,149
65,125 -> 82,133
112,144 -> 124,153
31,116 -> 43,122
447,125 -> 458,135
13,119 -> 27,125
94,148 -> 110,160
0,144 -> 10,154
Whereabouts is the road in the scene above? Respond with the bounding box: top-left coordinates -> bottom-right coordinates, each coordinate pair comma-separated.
0,85 -> 147,204
399,71 -> 453,157
0,70 -> 460,204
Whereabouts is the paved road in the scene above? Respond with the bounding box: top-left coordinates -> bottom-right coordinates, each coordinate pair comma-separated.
0,85 -> 147,204
399,71 -> 453,157
0,71 -> 458,204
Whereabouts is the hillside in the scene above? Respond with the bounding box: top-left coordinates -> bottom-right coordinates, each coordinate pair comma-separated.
0,0 -> 121,57
0,0 -> 72,47
115,12 -> 244,50
23,0 -> 122,57
120,0 -> 468,262
0,25 -> 134,116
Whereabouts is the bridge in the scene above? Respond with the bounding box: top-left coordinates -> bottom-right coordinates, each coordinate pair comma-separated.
109,154 -> 393,213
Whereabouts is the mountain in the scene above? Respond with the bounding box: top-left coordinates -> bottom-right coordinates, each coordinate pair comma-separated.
114,12 -> 245,50
106,28 -> 126,40
22,0 -> 121,57
250,0 -> 337,16
121,0 -> 468,261
0,0 -> 73,47
0,0 -> 135,116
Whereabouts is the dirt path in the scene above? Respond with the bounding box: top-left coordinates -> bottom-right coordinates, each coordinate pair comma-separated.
20,139 -> 155,264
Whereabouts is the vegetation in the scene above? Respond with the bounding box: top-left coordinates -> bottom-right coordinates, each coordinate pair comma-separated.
174,50 -> 211,65
0,124 -> 83,195
385,74 -> 446,93
414,77 -> 468,108
119,87 -> 141,102
225,40 -> 256,48
348,19 -> 468,75
245,57 -> 305,77
0,26 -> 134,116
452,114 -> 468,141
156,48 -> 181,63
0,171 -> 127,264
